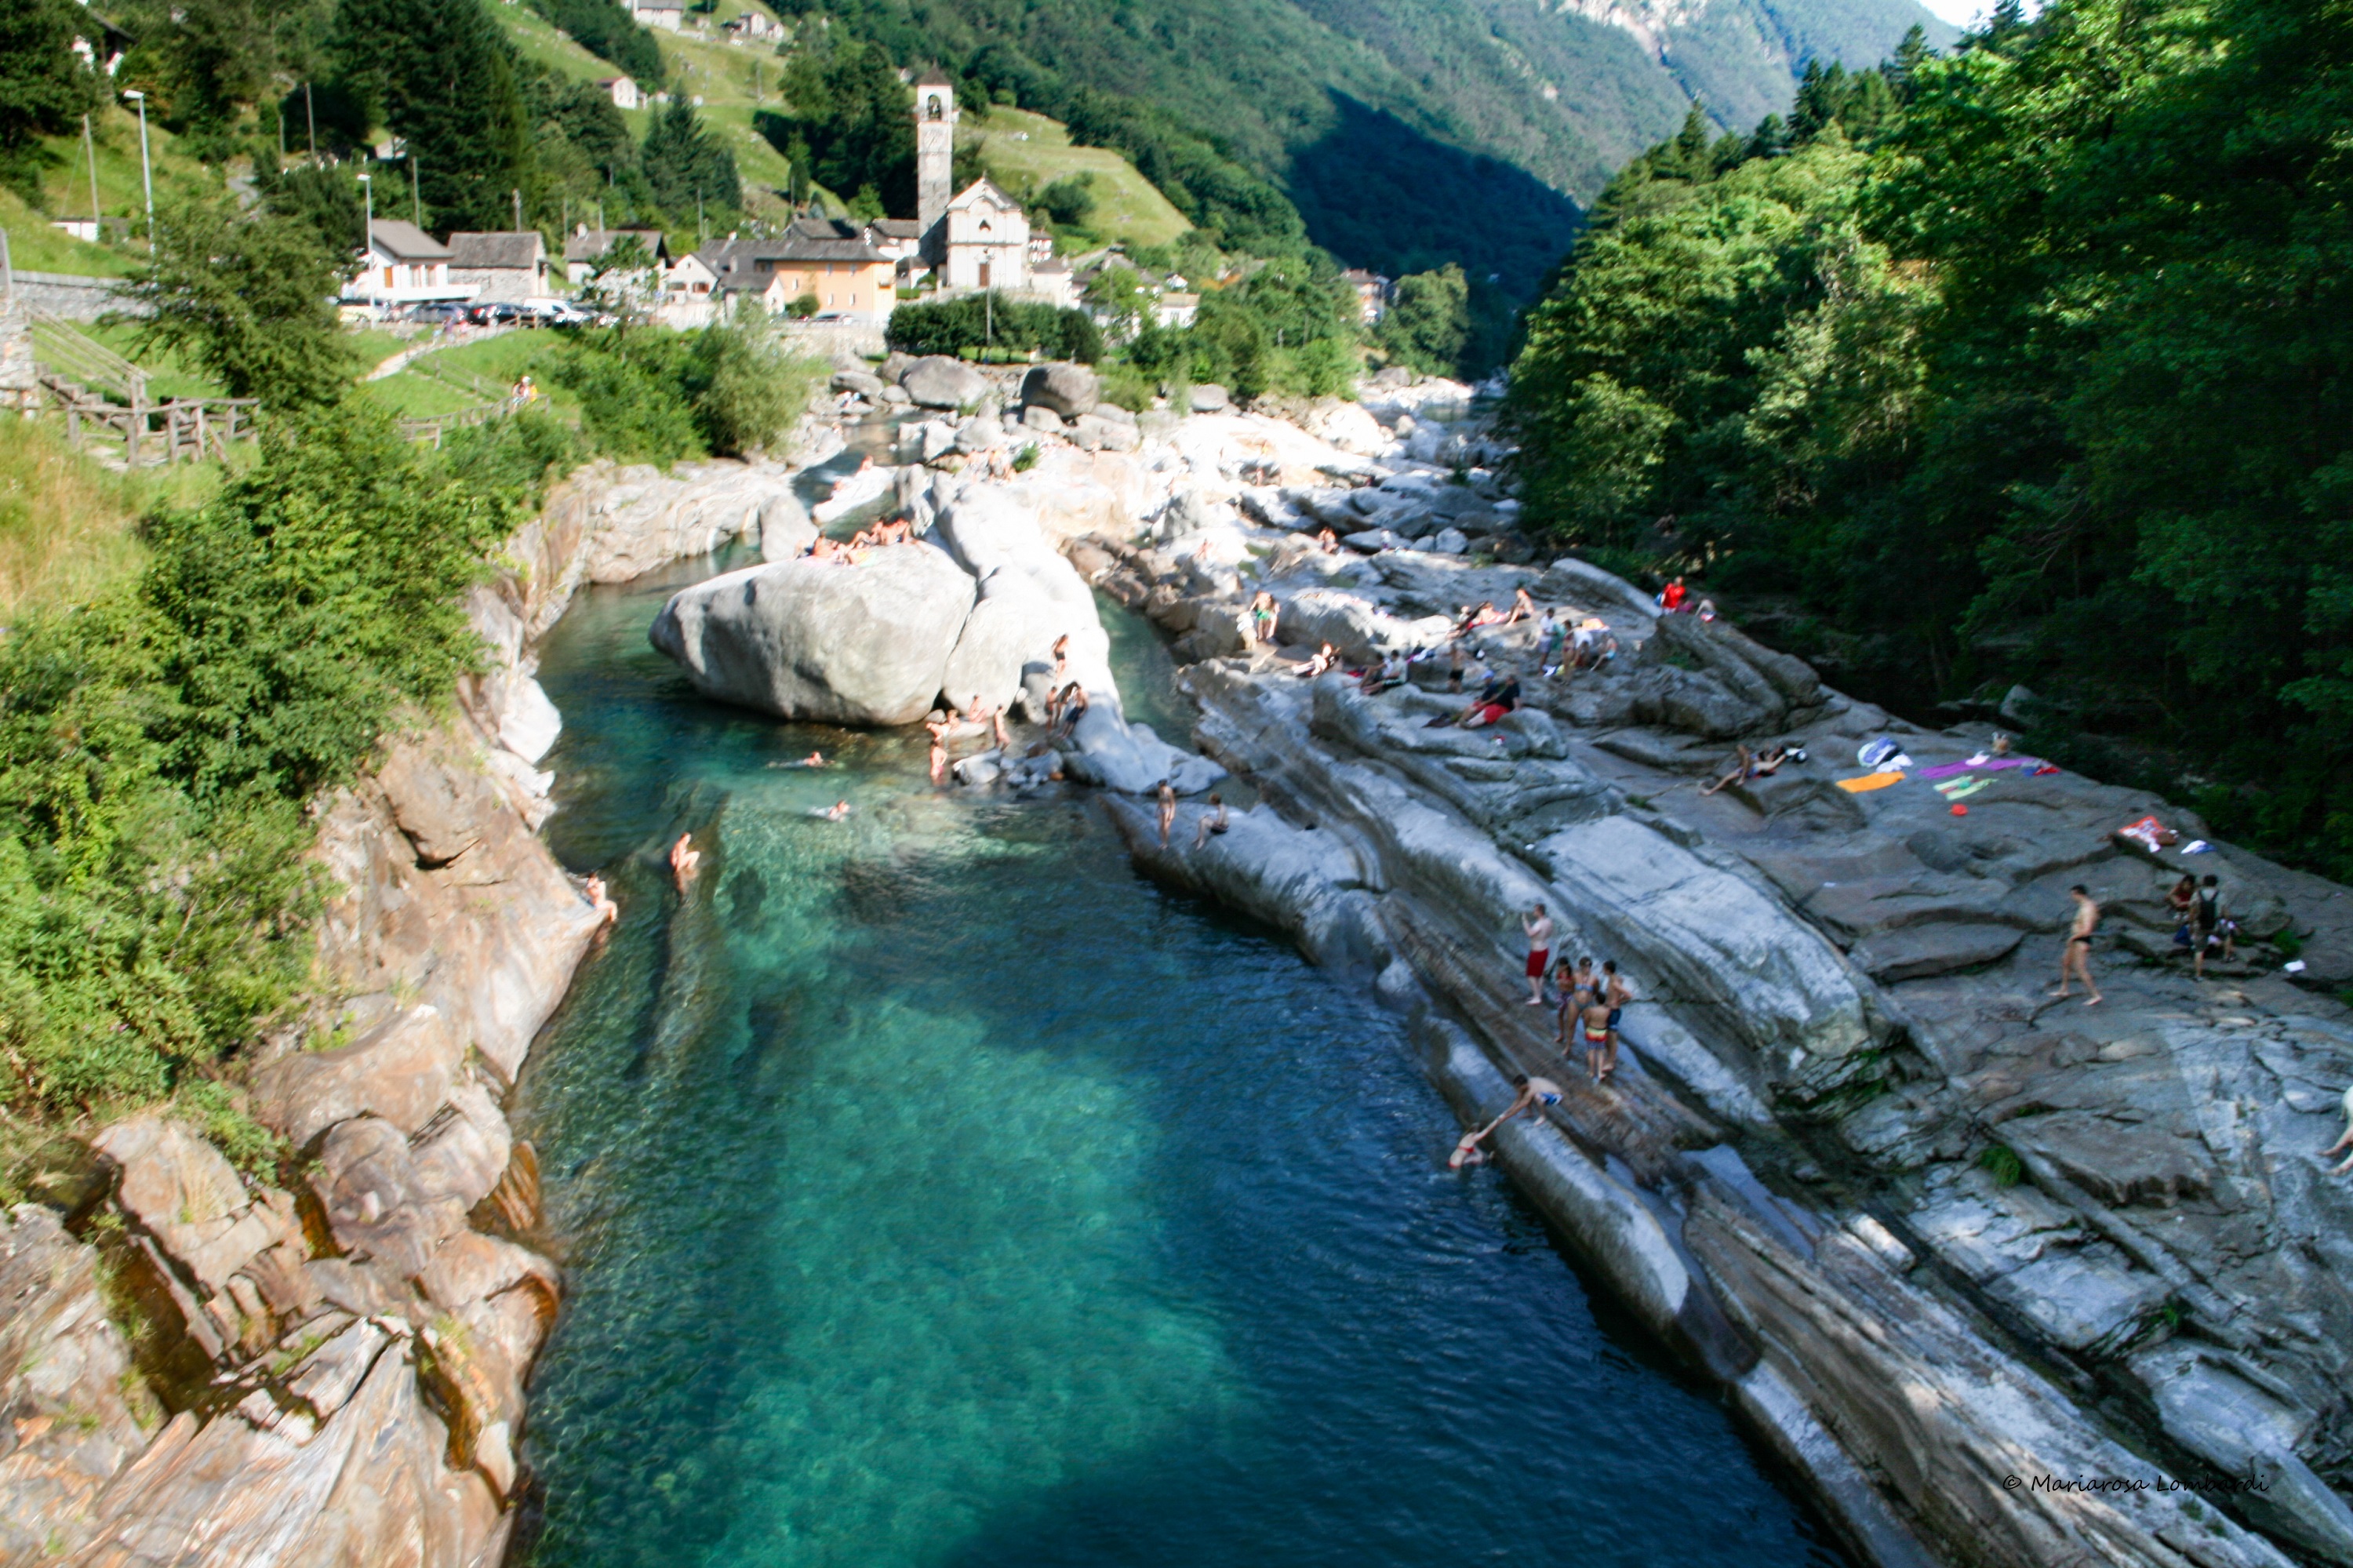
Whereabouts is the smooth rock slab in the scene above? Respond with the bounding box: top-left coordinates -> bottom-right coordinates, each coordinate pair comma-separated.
900,355 -> 989,409
649,547 -> 977,726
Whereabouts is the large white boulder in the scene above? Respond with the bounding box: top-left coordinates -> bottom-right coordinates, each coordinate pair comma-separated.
647,546 -> 976,726
900,355 -> 989,409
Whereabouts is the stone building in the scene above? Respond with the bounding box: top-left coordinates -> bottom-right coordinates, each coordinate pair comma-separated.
447,231 -> 555,304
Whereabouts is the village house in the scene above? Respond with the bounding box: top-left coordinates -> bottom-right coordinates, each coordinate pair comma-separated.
627,0 -> 682,28
343,220 -> 475,311
596,76 -> 642,111
696,220 -> 896,322
1342,267 -> 1393,324
446,231 -> 555,304
658,251 -> 721,328
1030,255 -> 1076,309
565,227 -> 671,291
721,9 -> 779,41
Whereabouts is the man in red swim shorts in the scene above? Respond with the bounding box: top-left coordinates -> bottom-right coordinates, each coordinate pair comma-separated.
1521,901 -> 1554,1006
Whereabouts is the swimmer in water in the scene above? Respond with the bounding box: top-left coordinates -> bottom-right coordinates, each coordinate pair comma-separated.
669,832 -> 700,891
822,800 -> 851,821
583,874 -> 618,926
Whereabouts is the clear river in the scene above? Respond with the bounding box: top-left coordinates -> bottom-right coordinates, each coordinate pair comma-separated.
507,551 -> 1847,1568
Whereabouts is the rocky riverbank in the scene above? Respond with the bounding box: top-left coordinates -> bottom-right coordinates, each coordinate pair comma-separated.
0,445 -> 833,1566
1031,399 -> 2353,1567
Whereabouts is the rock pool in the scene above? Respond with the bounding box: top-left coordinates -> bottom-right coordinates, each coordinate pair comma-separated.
507,554 -> 1846,1568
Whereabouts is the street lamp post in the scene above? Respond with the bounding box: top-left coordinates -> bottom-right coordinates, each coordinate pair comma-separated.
123,89 -> 154,250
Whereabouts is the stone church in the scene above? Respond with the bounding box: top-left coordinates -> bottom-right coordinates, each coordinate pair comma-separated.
914,72 -> 1034,297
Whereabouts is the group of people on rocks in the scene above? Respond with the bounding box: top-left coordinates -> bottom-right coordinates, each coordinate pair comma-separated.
1448,904 -> 1639,1167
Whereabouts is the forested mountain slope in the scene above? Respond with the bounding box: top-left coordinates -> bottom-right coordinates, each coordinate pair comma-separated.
796,0 -> 1947,302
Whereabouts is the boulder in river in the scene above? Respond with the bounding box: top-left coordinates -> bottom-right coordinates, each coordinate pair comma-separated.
900,355 -> 989,409
1021,362 -> 1100,418
1189,383 -> 1231,413
649,547 -> 977,726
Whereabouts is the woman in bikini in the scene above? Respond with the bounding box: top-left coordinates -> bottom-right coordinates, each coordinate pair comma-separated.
1156,780 -> 1178,849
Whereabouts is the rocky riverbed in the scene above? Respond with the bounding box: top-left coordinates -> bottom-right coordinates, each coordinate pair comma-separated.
6,357 -> 2350,1568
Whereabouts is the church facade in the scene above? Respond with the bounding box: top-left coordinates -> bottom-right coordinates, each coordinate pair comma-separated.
912,73 -> 1037,298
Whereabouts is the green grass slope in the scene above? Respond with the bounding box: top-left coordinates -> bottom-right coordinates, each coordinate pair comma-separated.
965,110 -> 1191,249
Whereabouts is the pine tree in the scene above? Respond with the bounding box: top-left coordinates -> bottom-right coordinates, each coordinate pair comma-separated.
331,0 -> 538,231
641,97 -> 739,220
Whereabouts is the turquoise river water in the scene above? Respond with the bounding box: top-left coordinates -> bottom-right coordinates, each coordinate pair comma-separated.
508,552 -> 1846,1568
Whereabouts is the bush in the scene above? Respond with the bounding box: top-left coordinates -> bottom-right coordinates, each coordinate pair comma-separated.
680,322 -> 821,457
886,293 -> 1103,363
0,404 -> 527,1113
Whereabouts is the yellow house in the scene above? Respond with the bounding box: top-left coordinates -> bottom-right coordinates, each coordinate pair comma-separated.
696,219 -> 897,322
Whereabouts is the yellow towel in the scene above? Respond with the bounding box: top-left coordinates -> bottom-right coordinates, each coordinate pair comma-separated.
1837,771 -> 1906,794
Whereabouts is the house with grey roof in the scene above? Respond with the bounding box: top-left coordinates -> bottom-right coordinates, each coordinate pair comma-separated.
447,231 -> 555,304
343,220 -> 475,312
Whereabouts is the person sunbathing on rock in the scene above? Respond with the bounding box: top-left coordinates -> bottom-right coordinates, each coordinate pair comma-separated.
1570,619 -> 1618,671
1506,587 -> 1539,624
1700,744 -> 1787,795
1359,651 -> 1409,695
1316,529 -> 1340,555
1295,643 -> 1340,678
1432,672 -> 1518,728
1192,792 -> 1231,849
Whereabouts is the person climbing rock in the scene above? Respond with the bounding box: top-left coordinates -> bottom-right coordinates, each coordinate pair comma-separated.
2053,886 -> 2104,1006
1522,903 -> 1555,1006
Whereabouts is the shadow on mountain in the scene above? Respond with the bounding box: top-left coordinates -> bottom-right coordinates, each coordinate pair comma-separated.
1283,94 -> 1584,304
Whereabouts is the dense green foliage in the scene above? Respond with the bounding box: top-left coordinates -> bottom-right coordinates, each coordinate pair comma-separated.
0,409 -> 525,1109
1376,264 -> 1471,379
0,0 -> 102,195
526,0 -> 664,84
641,96 -> 742,215
332,0 -> 539,231
884,293 -> 1104,364
124,197 -> 357,406
1128,255 -> 1360,400
549,320 -> 822,460
1508,0 -> 2353,874
757,39 -> 917,220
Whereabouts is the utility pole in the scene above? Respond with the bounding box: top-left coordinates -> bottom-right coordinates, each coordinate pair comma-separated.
512,187 -> 522,231
412,157 -> 421,227
82,115 -> 100,233
696,187 -> 705,246
124,90 -> 153,250
304,82 -> 317,162
357,171 -> 372,253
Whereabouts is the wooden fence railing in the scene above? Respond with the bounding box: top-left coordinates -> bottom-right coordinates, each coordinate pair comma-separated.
396,394 -> 527,447
41,375 -> 260,467
28,311 -> 146,405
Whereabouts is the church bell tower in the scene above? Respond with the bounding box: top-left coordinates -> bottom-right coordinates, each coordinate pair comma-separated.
915,71 -> 956,263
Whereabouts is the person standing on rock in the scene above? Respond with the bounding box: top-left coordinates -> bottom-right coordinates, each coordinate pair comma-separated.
1556,957 -> 1595,1052
2193,875 -> 2236,978
1158,780 -> 1178,849
2053,886 -> 2104,1006
1602,962 -> 1634,1079
669,832 -> 700,893
1521,903 -> 1555,1006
